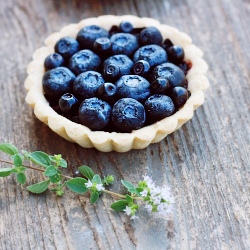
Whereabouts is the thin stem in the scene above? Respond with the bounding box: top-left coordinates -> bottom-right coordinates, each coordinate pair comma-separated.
0,159 -> 144,200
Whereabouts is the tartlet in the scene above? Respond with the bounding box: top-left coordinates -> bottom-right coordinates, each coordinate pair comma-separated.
25,15 -> 209,152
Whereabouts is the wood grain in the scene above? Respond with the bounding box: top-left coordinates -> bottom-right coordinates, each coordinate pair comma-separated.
0,0 -> 250,249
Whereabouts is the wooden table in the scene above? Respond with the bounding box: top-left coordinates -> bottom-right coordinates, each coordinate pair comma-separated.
0,0 -> 249,249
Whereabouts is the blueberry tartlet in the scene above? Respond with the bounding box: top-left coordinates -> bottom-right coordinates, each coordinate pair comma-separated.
25,15 -> 209,152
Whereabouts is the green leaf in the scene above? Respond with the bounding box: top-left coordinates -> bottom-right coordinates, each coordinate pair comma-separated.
44,165 -> 57,176
28,151 -> 51,167
121,180 -> 135,191
51,188 -> 58,192
26,180 -> 50,194
126,195 -> 133,204
79,165 -> 95,180
10,167 -> 26,173
17,173 -> 26,184
90,192 -> 99,204
66,178 -> 88,193
110,200 -> 129,211
135,187 -> 144,196
92,174 -> 102,184
0,168 -> 13,177
13,154 -> 23,167
49,173 -> 62,183
0,143 -> 18,155
59,159 -> 67,168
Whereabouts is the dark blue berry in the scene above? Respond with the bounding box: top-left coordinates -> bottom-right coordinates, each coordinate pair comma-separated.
112,98 -> 146,132
77,25 -> 109,50
103,64 -> 121,82
133,45 -> 168,67
73,71 -> 105,100
115,75 -> 151,103
44,53 -> 65,71
132,60 -> 151,78
109,25 -> 119,36
42,67 -> 75,99
150,63 -> 186,88
59,93 -> 79,115
54,37 -> 80,60
144,94 -> 175,122
97,82 -> 117,104
119,21 -> 133,33
178,61 -> 192,75
93,37 -> 111,59
162,39 -> 173,51
110,33 -> 139,57
170,87 -> 188,108
68,50 -> 101,76
151,78 -> 170,94
78,97 -> 111,130
103,55 -> 134,76
139,27 -> 163,46
167,45 -> 185,64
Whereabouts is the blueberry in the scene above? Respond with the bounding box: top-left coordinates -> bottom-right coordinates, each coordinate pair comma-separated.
73,71 -> 104,100
43,67 -> 75,99
139,27 -> 163,46
178,61 -> 192,75
93,37 -> 111,59
119,21 -> 133,33
103,55 -> 134,76
109,25 -> 119,36
162,39 -> 173,51
133,45 -> 168,67
170,87 -> 188,108
151,78 -> 170,94
144,94 -> 175,122
97,82 -> 117,104
132,60 -> 151,78
77,25 -> 109,50
54,37 -> 80,60
44,53 -> 65,71
68,50 -> 101,76
103,64 -> 121,82
112,98 -> 146,132
59,93 -> 79,115
110,33 -> 139,57
115,75 -> 151,103
167,45 -> 185,64
150,63 -> 186,88
78,97 -> 111,130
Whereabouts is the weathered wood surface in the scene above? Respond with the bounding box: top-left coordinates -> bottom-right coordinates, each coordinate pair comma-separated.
0,0 -> 250,249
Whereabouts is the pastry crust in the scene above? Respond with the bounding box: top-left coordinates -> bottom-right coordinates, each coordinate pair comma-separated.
25,15 -> 209,152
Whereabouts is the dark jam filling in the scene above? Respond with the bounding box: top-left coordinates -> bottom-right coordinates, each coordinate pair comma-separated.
44,24 -> 192,132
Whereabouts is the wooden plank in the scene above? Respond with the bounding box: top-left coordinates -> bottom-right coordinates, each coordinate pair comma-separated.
0,0 -> 249,249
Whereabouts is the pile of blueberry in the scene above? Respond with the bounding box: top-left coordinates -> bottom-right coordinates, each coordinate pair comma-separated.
43,22 -> 191,132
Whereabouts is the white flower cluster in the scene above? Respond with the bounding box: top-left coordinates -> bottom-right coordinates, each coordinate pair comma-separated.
86,180 -> 105,191
124,206 -> 139,220
142,175 -> 175,217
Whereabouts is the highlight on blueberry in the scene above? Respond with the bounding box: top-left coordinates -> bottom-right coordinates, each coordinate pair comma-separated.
170,86 -> 188,108
167,45 -> 185,64
132,60 -> 151,78
139,27 -> 163,46
55,37 -> 80,60
78,97 -> 111,130
59,93 -> 79,115
119,21 -> 133,33
144,94 -> 175,122
112,98 -> 146,132
44,53 -> 65,71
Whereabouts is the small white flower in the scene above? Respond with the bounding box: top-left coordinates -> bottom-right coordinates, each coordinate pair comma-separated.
96,184 -> 105,191
153,196 -> 161,205
145,204 -> 153,212
143,175 -> 152,182
124,206 -> 132,216
85,180 -> 93,188
131,215 -> 138,220
140,189 -> 148,197
150,186 -> 161,197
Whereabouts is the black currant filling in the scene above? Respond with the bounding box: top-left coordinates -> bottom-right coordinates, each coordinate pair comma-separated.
43,22 -> 192,133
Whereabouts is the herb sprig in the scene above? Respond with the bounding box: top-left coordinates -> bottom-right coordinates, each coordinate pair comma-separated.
0,143 -> 174,219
